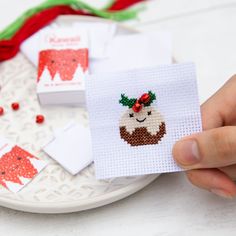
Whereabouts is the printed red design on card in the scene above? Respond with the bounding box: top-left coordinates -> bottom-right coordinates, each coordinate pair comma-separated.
0,146 -> 38,188
37,49 -> 88,82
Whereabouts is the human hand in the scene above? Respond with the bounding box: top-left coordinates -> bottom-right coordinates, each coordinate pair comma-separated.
173,75 -> 236,198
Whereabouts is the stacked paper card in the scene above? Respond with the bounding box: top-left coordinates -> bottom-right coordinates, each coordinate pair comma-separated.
36,27 -> 89,106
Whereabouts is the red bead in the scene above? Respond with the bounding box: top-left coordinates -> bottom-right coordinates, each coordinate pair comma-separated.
36,115 -> 45,124
139,93 -> 150,104
132,101 -> 142,113
0,107 -> 4,116
11,102 -> 19,110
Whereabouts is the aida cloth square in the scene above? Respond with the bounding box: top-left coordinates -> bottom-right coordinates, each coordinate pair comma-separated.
85,63 -> 202,179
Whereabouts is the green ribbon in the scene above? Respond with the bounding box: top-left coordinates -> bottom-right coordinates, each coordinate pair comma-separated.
0,0 -> 144,40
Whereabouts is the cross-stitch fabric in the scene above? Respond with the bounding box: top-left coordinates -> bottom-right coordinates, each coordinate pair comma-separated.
85,63 -> 202,179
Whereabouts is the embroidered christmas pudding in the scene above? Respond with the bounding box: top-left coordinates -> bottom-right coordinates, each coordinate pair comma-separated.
119,91 -> 166,146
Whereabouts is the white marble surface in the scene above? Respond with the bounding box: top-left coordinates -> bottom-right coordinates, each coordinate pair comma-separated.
1,0 -> 236,235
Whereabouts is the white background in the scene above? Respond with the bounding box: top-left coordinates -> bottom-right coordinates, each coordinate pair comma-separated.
1,0 -> 236,235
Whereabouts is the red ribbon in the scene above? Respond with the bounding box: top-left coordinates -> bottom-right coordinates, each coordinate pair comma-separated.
108,0 -> 146,10
0,0 -> 146,62
0,5 -> 91,62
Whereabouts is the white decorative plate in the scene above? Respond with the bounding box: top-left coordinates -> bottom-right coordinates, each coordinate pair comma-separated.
0,15 -> 159,213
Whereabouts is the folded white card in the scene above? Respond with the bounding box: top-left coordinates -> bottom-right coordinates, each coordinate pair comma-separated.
43,122 -> 93,175
85,63 -> 202,179
73,22 -> 116,59
89,32 -> 172,73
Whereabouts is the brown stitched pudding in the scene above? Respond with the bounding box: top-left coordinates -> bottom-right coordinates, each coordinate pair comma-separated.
119,92 -> 166,147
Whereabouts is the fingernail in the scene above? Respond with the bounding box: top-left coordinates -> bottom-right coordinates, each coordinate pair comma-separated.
211,188 -> 234,199
174,139 -> 200,166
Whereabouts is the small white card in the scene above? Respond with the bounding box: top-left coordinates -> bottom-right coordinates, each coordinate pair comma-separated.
73,22 -> 116,58
0,137 -> 47,193
37,27 -> 89,106
89,32 -> 172,73
85,63 -> 202,179
43,122 -> 93,175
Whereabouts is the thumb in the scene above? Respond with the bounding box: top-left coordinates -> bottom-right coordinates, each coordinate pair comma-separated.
173,126 -> 236,169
